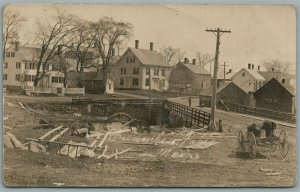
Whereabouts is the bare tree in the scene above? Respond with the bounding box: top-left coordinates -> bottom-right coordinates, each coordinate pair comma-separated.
161,46 -> 185,66
3,10 -> 26,56
93,17 -> 133,91
262,60 -> 291,73
196,52 -> 213,68
32,9 -> 77,87
66,20 -> 100,87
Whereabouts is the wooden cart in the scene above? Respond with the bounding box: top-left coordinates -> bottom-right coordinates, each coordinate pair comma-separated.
237,129 -> 289,159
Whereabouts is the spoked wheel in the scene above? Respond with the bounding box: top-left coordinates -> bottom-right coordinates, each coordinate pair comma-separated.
237,130 -> 245,152
247,132 -> 257,159
278,130 -> 289,158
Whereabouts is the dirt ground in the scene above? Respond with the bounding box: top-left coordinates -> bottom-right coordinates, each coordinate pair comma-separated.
3,95 -> 297,187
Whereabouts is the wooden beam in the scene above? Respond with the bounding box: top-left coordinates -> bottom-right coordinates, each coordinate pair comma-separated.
49,128 -> 70,142
38,126 -> 63,140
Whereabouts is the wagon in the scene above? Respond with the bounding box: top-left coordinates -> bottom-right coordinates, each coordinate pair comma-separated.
237,129 -> 289,159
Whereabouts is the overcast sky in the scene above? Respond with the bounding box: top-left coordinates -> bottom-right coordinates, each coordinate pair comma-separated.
5,4 -> 296,73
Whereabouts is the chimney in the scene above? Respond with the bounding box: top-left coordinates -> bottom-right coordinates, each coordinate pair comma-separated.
184,58 -> 188,63
150,42 -> 154,51
252,64 -> 254,70
258,65 -> 260,71
15,41 -> 19,51
192,59 -> 196,65
135,40 -> 139,49
111,48 -> 115,57
248,63 -> 251,69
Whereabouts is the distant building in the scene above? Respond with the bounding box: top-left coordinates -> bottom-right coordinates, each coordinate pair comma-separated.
199,82 -> 250,106
215,69 -> 235,88
254,78 -> 295,113
231,63 -> 265,93
110,40 -> 171,91
3,42 -> 65,89
258,71 -> 295,94
169,58 -> 211,94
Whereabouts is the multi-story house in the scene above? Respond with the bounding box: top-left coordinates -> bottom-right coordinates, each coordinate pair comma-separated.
3,42 -> 65,89
111,40 -> 171,91
231,63 -> 265,93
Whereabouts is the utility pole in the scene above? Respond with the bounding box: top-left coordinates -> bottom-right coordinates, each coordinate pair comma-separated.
148,67 -> 151,122
206,28 -> 231,131
221,61 -> 229,82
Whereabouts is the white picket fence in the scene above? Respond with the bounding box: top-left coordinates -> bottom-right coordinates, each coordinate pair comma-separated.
26,86 -> 85,96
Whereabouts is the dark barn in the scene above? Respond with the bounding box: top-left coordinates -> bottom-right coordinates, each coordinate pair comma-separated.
253,78 -> 295,113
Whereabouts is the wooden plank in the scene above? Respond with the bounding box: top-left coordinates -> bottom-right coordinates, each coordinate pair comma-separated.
38,126 -> 64,140
98,132 -> 109,148
49,128 -> 70,142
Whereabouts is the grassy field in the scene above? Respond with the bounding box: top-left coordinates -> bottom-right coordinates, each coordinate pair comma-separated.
3,95 -> 297,187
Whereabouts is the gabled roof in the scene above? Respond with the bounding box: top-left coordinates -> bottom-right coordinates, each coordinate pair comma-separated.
7,44 -> 60,64
125,47 -> 171,67
254,78 -> 294,97
216,69 -> 235,80
199,82 -> 234,96
232,68 -> 265,81
178,62 -> 210,75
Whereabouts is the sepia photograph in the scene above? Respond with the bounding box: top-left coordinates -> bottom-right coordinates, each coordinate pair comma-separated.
2,3 -> 296,187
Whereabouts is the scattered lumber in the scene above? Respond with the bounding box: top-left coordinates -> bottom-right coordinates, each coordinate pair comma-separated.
38,126 -> 63,140
49,128 -> 70,142
123,142 -> 155,146
98,132 -> 109,148
97,145 -> 108,159
17,102 -> 45,116
105,148 -> 133,160
182,141 -> 219,150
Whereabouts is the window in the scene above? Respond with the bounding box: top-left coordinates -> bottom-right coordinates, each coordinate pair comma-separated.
127,57 -> 129,63
16,62 -> 21,69
15,74 -> 20,81
121,67 -> 126,74
52,76 -> 59,83
25,63 -> 28,69
133,78 -> 139,86
25,75 -> 31,81
59,77 -> 65,83
145,78 -> 150,86
44,64 -> 49,71
162,69 -> 165,76
259,81 -> 262,88
6,52 -> 10,58
31,75 -> 35,82
161,79 -> 165,87
29,63 -> 34,69
242,72 -> 245,77
120,78 -> 124,85
133,67 -> 139,74
11,52 -> 15,57
249,82 -> 251,85
146,67 -> 150,75
127,56 -> 135,63
3,74 -> 7,80
154,68 -> 159,76
4,62 -> 8,68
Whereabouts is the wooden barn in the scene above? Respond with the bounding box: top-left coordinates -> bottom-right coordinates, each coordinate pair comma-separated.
253,78 -> 295,113
199,82 -> 250,106
169,59 -> 211,95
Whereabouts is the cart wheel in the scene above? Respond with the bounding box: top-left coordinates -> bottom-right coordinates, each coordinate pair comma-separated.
237,130 -> 245,152
247,132 -> 257,159
279,130 -> 289,158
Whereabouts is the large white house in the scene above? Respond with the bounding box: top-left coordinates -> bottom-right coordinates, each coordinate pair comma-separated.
3,42 -> 65,89
110,40 -> 172,91
231,64 -> 265,93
